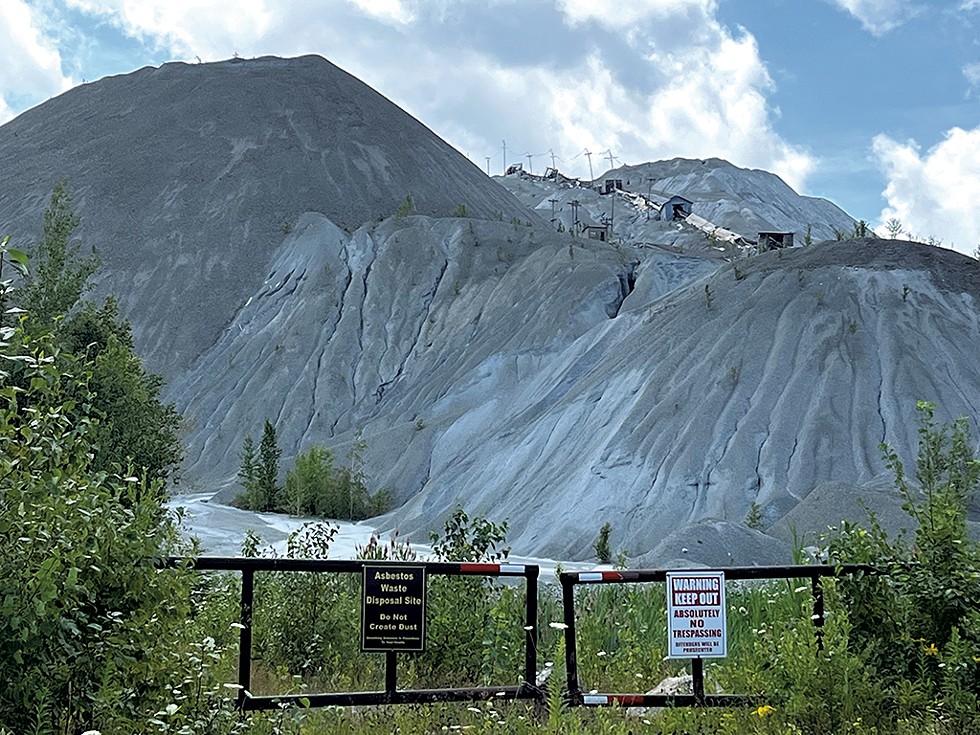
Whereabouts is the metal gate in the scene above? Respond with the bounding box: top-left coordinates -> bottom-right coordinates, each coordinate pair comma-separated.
166,556 -> 540,710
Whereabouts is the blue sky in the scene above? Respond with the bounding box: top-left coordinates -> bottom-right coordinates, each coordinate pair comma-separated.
1,0 -> 978,252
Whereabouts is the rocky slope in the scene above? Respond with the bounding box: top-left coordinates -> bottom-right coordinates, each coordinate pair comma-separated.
2,56 -> 978,565
495,158 -> 857,252
0,55 -> 534,376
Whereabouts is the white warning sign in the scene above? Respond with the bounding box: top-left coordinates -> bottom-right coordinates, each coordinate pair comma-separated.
666,571 -> 727,658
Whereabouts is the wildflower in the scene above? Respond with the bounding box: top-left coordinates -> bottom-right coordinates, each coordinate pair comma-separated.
548,622 -> 568,630
754,704 -> 776,718
923,642 -> 939,656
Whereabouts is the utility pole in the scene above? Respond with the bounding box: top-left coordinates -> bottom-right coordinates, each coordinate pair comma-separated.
548,197 -> 558,227
502,139 -> 507,175
583,149 -> 594,183
485,156 -> 492,176
548,148 -> 559,170
604,150 -> 620,239
610,188 -> 615,239
604,149 -> 619,172
570,199 -> 580,235
525,152 -> 534,173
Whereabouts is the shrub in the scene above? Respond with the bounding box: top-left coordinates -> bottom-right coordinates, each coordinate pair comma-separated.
0,323 -> 232,733
825,401 -> 980,720
593,522 -> 613,564
395,194 -> 415,217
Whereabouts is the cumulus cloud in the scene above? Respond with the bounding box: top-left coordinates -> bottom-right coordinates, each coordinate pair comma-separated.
873,128 -> 980,253
0,1 -> 73,122
34,1 -> 813,192
557,0 -> 710,29
830,0 -> 918,35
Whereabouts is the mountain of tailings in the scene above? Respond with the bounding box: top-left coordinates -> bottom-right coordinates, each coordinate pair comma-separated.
0,55 -> 533,376
168,214 -> 980,564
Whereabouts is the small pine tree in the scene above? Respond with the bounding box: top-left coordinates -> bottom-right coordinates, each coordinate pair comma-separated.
257,419 -> 283,511
593,521 -> 613,564
237,434 -> 259,507
745,501 -> 764,529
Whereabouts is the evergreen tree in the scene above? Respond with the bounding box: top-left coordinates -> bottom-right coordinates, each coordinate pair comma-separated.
257,419 -> 282,511
237,434 -> 259,507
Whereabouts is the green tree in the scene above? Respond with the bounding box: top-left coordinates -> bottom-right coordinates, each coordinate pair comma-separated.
12,184 -> 182,484
280,439 -> 391,520
237,433 -> 259,506
593,521 -> 613,563
257,419 -> 283,511
0,285 -> 236,732
745,501 -> 765,529
236,419 -> 283,512
58,298 -> 182,484
285,444 -> 335,515
19,179 -> 98,331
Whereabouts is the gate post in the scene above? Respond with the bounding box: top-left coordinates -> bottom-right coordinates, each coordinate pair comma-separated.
238,567 -> 254,708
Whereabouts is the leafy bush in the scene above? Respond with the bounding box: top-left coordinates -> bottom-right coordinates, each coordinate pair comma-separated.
825,401 -> 980,723
395,194 -> 414,217
0,323 -> 233,733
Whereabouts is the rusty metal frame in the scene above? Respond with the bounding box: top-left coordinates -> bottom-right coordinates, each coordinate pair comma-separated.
558,564 -> 876,708
166,556 -> 540,710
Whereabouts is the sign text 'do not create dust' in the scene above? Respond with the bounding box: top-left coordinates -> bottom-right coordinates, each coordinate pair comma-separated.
361,565 -> 427,652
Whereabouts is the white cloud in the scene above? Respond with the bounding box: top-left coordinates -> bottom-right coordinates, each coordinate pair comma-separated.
23,1 -> 812,193
557,0 -> 714,29
0,1 -> 73,122
873,128 -> 980,253
964,62 -> 980,90
348,0 -> 415,24
830,0 -> 918,35
66,0 -> 275,56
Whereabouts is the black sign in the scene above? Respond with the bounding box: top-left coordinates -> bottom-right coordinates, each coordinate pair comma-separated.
361,565 -> 427,652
